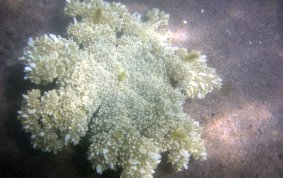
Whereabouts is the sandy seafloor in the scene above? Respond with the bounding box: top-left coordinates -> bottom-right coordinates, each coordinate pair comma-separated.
0,0 -> 283,177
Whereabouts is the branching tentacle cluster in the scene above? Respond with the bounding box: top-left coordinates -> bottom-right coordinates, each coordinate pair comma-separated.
18,0 -> 221,177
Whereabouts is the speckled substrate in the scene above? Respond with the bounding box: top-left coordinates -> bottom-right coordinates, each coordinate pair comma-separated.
0,0 -> 282,177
